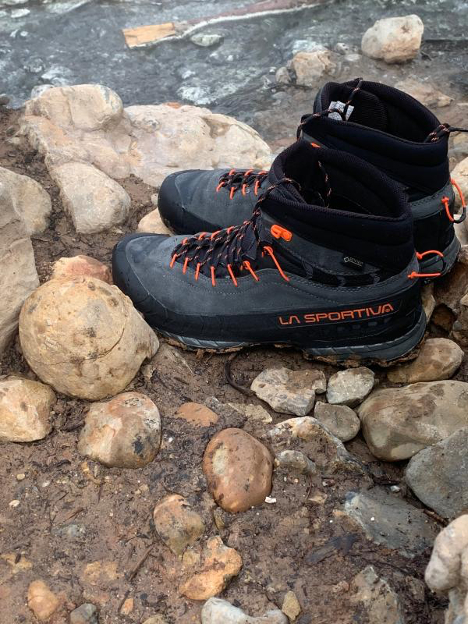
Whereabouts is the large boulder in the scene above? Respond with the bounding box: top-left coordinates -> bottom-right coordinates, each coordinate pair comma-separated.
21,85 -> 272,189
0,182 -> 39,356
361,15 -> 424,63
0,167 -> 51,235
358,381 -> 468,461
406,427 -> 468,519
19,277 -> 159,400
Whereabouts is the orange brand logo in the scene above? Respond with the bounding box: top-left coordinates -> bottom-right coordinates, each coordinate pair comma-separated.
278,303 -> 395,326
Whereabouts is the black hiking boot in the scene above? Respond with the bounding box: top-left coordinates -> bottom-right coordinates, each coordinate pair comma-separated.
113,142 -> 425,364
298,78 -> 467,278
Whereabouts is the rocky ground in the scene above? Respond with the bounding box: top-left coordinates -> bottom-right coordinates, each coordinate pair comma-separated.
2,10 -> 468,624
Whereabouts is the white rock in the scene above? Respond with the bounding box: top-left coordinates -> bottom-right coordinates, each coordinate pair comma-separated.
190,33 -> 223,47
0,377 -> 55,443
251,367 -> 326,416
137,209 -> 171,235
201,597 -> 288,624
0,182 -> 39,355
51,162 -> 130,233
290,48 -> 337,87
0,167 -> 51,235
326,367 -> 375,407
361,15 -> 424,63
21,85 -> 272,189
78,392 -> 161,468
19,277 -> 159,400
451,156 -> 468,210
395,78 -> 453,108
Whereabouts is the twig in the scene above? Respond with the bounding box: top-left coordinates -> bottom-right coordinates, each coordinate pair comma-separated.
224,353 -> 252,397
423,509 -> 448,527
127,543 -> 155,581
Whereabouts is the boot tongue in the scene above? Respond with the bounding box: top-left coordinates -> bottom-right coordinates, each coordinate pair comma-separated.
320,81 -> 388,131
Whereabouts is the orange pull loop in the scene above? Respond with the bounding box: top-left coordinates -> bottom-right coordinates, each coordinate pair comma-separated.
409,249 -> 445,279
442,179 -> 467,224
271,224 -> 293,241
310,142 -> 321,148
263,245 -> 290,282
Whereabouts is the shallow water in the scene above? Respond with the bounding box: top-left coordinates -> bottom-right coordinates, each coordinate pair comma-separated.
1,0 -> 468,130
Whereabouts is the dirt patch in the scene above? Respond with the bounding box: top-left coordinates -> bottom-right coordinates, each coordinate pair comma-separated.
0,106 -> 449,624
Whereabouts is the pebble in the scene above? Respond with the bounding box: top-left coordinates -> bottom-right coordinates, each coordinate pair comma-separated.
173,402 -> 219,428
426,515 -> 468,624
121,598 -> 134,615
358,381 -> 468,461
70,603 -> 99,624
0,376 -> 55,443
350,566 -> 405,624
78,392 -> 161,468
274,450 -> 317,476
282,591 -> 301,621
142,617 -> 168,624
153,494 -> 205,555
289,48 -> 337,87
51,255 -> 112,284
0,94 -> 10,106
201,597 -> 288,623
137,209 -> 172,235
203,428 -> 273,513
190,33 -> 223,47
326,367 -> 375,407
19,277 -> 159,400
251,367 -> 326,416
27,580 -> 60,621
406,427 -> 468,519
361,15 -> 424,63
180,537 -> 242,600
314,402 -> 360,441
344,488 -> 438,557
387,338 -> 463,383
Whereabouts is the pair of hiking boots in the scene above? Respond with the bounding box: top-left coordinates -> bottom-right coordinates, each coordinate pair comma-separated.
113,79 -> 467,364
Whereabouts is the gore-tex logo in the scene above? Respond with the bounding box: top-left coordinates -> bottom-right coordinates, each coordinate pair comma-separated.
278,303 -> 395,326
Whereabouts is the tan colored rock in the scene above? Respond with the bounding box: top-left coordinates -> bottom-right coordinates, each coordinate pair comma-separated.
452,292 -> 468,346
425,515 -> 468,624
395,78 -> 453,108
25,84 -> 124,132
228,403 -> 272,424
361,15 -> 424,63
203,428 -> 273,513
51,255 -> 112,284
201,598 -> 288,624
81,561 -> 120,586
290,48 -> 337,87
359,381 -> 468,461
0,182 -> 39,355
388,338 -> 463,383
137,209 -> 171,235
121,598 -> 134,615
282,591 -> 301,621
78,392 -> 161,468
180,536 -> 242,600
142,617 -> 168,624
0,166 -> 51,235
314,402 -> 360,442
52,162 -> 131,234
19,277 -> 159,400
153,494 -> 205,555
21,85 -> 272,189
173,402 -> 219,427
434,247 -> 468,315
0,376 -> 55,443
251,367 -> 326,416
422,282 -> 436,321
452,156 -> 468,210
350,566 -> 405,624
27,580 -> 60,621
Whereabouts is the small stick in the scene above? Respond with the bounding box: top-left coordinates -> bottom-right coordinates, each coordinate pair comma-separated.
224,353 -> 252,397
128,543 -> 155,581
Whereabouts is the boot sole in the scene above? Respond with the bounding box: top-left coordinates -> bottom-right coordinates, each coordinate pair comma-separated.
157,309 -> 426,366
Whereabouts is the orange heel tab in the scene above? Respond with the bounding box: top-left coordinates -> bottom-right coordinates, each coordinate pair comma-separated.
271,224 -> 292,241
